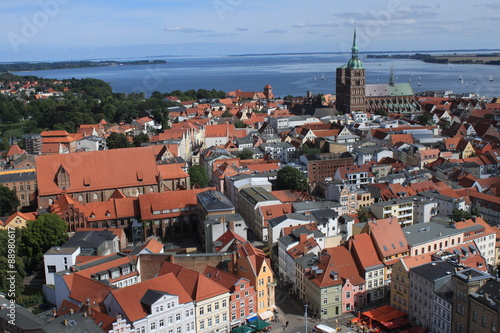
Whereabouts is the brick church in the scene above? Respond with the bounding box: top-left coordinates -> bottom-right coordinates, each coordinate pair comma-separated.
336,29 -> 421,116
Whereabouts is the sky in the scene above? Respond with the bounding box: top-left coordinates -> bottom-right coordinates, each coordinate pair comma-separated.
0,0 -> 499,62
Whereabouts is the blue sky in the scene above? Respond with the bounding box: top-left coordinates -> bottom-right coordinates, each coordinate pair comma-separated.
0,0 -> 499,62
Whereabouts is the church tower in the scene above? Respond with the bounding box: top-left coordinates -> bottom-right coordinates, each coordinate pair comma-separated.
263,84 -> 274,99
336,28 -> 366,113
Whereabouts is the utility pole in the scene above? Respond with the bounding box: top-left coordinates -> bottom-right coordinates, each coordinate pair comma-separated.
304,303 -> 308,333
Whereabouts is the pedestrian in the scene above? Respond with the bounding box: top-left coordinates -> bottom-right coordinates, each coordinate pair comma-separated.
286,321 -> 289,328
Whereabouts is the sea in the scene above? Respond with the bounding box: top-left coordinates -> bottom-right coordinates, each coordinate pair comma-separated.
14,53 -> 500,98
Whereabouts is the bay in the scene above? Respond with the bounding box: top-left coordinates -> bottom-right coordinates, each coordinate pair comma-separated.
14,53 -> 500,98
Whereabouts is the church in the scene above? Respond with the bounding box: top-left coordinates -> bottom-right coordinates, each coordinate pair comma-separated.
336,29 -> 421,116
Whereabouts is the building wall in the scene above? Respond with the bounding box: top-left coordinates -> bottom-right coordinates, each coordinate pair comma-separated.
44,248 -> 81,285
196,293 -> 230,333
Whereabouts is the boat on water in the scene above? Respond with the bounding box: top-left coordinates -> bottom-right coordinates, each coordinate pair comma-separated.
459,74 -> 463,80
489,74 -> 494,82
321,74 -> 325,80
313,75 -> 317,81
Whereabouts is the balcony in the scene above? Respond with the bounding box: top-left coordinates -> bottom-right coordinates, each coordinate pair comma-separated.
268,280 -> 277,288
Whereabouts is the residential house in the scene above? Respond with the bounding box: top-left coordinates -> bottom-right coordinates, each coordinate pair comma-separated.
203,266 -> 257,328
159,262 -> 231,333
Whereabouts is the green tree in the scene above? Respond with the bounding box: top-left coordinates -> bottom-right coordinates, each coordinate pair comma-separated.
237,149 -> 254,160
221,110 -> 233,118
234,121 -> 246,128
356,207 -> 370,223
375,109 -> 388,117
300,145 -> 321,156
106,132 -> 131,149
0,185 -> 20,216
0,228 -> 26,297
133,133 -> 149,147
20,214 -> 68,271
188,165 -> 209,188
449,208 -> 472,222
418,113 -> 433,126
273,166 -> 310,192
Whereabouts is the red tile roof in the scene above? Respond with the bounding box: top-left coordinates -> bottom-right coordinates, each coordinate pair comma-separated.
159,262 -> 229,302
367,218 -> 408,258
36,147 -> 159,196
109,273 -> 192,322
349,233 -> 384,269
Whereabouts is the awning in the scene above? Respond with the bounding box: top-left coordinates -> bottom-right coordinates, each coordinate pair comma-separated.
248,319 -> 271,331
259,310 -> 274,321
247,316 -> 259,323
232,326 -> 256,333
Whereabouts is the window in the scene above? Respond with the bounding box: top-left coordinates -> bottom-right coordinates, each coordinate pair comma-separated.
208,318 -> 212,327
222,300 -> 227,308
151,322 -> 156,331
240,309 -> 245,317
207,305 -> 212,312
168,316 -> 173,324
199,307 -> 204,315
176,313 -> 181,321
215,315 -> 220,325
323,297 -> 328,304
346,292 -> 351,299
245,291 -> 249,296
215,302 -> 219,310
232,312 -> 236,321
176,327 -> 181,333
47,265 -> 56,273
159,319 -> 164,327
200,320 -> 205,330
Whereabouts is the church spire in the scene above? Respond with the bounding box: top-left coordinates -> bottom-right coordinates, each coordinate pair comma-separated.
351,26 -> 359,59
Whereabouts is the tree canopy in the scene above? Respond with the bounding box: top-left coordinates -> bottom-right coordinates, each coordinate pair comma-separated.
0,185 -> 20,216
0,228 -> 25,297
273,166 -> 310,192
236,149 -> 254,160
188,165 -> 209,188
20,214 -> 68,271
106,132 -> 131,149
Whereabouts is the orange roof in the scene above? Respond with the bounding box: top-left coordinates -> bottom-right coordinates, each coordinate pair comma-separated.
40,130 -> 71,137
5,143 -> 26,157
36,147 -> 159,196
159,262 -> 229,302
203,266 -> 247,291
110,273 -> 192,322
138,188 -> 215,220
350,233 -> 384,269
66,274 -> 113,305
141,238 -> 164,253
259,203 -> 293,222
367,218 -> 408,257
157,164 -> 189,180
390,134 -> 414,145
399,254 -> 433,270
325,246 -> 365,285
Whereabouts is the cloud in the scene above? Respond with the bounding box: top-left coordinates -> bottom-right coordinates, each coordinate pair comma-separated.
205,33 -> 238,37
235,27 -> 249,32
409,4 -> 431,9
164,27 -> 212,33
335,7 -> 437,25
264,29 -> 286,33
481,3 -> 500,9
292,21 -> 338,29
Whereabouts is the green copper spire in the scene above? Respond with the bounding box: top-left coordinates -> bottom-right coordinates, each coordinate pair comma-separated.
346,26 -> 364,69
352,26 -> 359,59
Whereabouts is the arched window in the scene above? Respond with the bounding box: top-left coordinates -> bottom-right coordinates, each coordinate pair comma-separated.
48,198 -> 54,205
78,195 -> 84,202
21,194 -> 25,200
93,193 -> 98,200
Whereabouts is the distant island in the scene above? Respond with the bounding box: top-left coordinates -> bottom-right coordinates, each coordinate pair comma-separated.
0,59 -> 167,72
367,53 -> 500,65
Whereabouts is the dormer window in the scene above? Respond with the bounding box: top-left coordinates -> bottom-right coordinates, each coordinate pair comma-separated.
56,165 -> 71,188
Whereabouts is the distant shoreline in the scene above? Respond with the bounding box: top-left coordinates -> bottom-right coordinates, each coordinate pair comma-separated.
1,59 -> 167,73
367,53 -> 500,65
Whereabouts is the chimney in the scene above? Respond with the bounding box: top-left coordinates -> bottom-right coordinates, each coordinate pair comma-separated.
52,308 -> 57,317
63,320 -> 69,326
69,309 -> 74,315
299,233 -> 307,243
229,220 -> 235,231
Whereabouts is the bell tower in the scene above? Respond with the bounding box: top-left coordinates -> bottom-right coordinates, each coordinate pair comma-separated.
336,28 -> 366,113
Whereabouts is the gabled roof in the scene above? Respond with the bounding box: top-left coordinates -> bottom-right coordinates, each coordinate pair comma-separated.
36,147 -> 159,196
203,266 -> 248,292
109,273 -> 192,322
367,218 -> 408,257
159,262 -> 229,302
349,233 -> 384,270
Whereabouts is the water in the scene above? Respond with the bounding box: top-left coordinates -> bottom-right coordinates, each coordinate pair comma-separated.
14,53 -> 500,98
